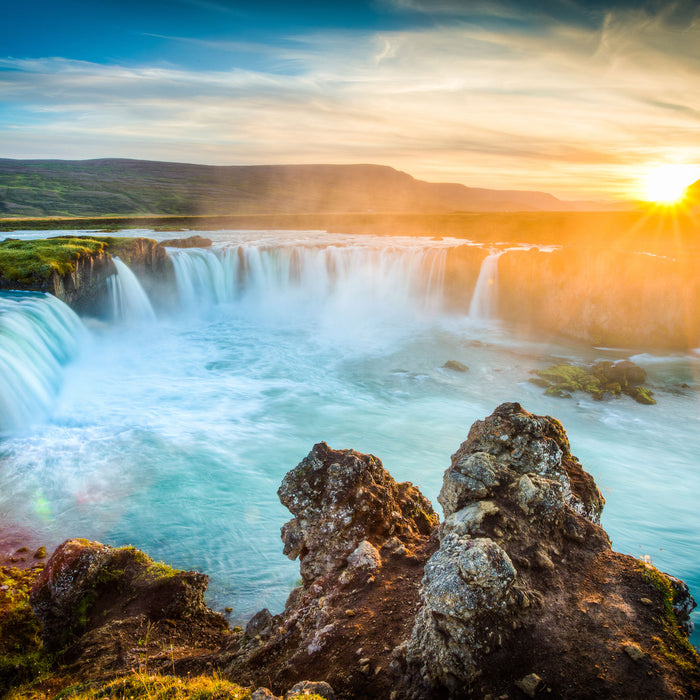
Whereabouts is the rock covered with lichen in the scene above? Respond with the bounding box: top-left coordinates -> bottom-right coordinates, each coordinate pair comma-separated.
278,441 -> 437,584
397,403 -> 698,698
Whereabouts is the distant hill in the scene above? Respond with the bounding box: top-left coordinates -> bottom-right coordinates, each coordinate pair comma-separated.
0,158 -> 626,217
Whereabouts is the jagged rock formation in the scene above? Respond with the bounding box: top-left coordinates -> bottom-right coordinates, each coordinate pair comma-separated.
278,442 -> 437,585
228,405 -> 697,698
4,405 -> 698,698
222,442 -> 439,697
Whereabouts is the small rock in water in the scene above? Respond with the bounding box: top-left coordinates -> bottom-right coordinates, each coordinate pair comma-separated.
33,546 -> 46,559
443,360 -> 469,372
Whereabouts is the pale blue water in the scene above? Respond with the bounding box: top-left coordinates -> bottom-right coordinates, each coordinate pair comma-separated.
0,230 -> 698,645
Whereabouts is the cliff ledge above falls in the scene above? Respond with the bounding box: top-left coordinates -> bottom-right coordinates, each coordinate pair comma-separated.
2,403 -> 699,699
0,236 -> 169,314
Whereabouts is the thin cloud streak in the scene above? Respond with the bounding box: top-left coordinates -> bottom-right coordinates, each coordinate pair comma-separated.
1,7 -> 699,199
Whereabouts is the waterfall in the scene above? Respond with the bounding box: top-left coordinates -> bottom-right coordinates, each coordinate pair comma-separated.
107,258 -> 157,324
0,292 -> 85,433
468,250 -> 503,321
170,244 -> 448,318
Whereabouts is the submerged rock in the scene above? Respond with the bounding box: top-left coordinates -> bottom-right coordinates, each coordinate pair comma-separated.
443,360 -> 469,372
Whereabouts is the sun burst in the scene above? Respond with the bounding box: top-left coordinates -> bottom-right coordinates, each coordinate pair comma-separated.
640,164 -> 700,204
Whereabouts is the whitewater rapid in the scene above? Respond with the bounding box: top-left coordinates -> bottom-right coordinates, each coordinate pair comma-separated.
0,230 -> 698,643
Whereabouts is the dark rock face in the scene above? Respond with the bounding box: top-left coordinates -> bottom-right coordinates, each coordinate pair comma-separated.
278,441 -> 437,585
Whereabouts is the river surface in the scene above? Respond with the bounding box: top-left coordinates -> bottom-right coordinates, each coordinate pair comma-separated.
1,229 -> 698,643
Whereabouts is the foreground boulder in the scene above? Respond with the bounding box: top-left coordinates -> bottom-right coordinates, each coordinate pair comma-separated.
399,403 -> 697,698
29,539 -> 228,672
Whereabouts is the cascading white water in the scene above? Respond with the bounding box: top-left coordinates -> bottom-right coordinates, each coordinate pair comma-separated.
468,250 -> 504,321
0,292 -> 85,433
170,244 -> 449,323
107,257 -> 157,324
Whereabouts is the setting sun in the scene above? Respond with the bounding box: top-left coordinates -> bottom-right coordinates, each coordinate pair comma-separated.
641,164 -> 700,204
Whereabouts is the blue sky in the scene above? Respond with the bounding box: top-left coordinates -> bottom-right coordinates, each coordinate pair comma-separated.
2,0 -> 700,199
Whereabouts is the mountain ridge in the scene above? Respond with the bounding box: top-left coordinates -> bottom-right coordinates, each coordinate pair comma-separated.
0,158 -> 628,217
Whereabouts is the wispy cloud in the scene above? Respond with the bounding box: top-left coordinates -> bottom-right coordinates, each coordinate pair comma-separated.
1,6 -> 699,199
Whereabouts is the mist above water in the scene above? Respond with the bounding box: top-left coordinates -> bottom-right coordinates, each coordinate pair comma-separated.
0,230 -> 697,643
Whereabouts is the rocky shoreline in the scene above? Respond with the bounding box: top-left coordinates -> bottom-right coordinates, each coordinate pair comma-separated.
1,403 -> 698,699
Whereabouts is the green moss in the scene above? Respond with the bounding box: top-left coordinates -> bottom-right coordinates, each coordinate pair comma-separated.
114,545 -> 179,582
0,566 -> 52,694
639,562 -> 699,668
144,561 -> 179,581
624,386 -> 657,405
532,361 -> 656,405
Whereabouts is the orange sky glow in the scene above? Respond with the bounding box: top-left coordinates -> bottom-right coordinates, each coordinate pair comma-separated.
1,1 -> 699,202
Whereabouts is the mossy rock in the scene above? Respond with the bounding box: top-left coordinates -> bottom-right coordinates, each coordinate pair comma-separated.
532,360 -> 655,405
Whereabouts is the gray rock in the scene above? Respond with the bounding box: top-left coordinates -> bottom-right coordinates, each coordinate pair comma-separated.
252,689 -> 280,700
285,680 -> 336,699
347,540 -> 382,571
440,500 -> 499,539
278,442 -> 436,584
438,451 -> 502,515
245,607 -> 275,640
407,535 -> 516,688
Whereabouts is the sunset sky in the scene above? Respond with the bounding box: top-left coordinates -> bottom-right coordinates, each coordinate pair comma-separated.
1,0 -> 699,200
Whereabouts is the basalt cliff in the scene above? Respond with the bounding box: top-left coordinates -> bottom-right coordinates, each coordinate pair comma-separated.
2,404 -> 699,699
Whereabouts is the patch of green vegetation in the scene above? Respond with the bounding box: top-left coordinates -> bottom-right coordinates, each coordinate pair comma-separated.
0,566 -> 52,695
144,561 -> 179,581
639,562 -> 700,669
0,236 -> 152,285
114,546 -> 179,582
530,360 -> 656,405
